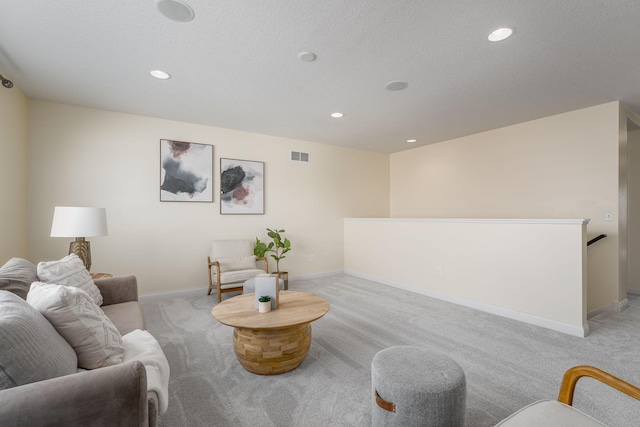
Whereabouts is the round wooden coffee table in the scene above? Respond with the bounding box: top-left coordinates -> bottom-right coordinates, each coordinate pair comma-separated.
211,291 -> 330,375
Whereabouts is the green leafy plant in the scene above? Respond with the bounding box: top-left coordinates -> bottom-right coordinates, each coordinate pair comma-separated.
266,228 -> 291,273
258,295 -> 271,302
253,238 -> 269,258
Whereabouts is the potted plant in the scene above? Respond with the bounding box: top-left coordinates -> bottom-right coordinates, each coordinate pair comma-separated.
254,228 -> 292,289
266,228 -> 291,289
258,295 -> 271,313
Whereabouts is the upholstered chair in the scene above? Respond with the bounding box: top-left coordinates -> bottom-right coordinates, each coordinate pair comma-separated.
207,240 -> 268,303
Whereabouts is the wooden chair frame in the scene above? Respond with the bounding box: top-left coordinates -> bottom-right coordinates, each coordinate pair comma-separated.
557,365 -> 640,406
207,256 -> 268,303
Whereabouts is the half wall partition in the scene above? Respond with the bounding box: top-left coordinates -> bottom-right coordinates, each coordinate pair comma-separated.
344,218 -> 589,337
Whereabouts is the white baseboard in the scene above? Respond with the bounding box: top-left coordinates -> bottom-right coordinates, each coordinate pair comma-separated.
289,270 -> 344,281
587,298 -> 630,318
628,287 -> 640,296
618,298 -> 629,312
587,304 -> 612,319
345,270 -> 589,338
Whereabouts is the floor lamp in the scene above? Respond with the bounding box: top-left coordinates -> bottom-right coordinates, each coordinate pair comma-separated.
50,207 -> 108,271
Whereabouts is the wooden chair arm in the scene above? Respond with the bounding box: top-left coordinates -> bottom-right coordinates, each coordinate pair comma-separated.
557,365 -> 640,405
207,258 -> 221,275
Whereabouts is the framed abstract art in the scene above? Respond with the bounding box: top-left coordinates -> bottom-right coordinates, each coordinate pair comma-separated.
160,139 -> 213,202
220,158 -> 264,214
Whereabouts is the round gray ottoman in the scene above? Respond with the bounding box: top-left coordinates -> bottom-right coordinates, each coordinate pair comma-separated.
242,277 -> 285,294
371,346 -> 466,427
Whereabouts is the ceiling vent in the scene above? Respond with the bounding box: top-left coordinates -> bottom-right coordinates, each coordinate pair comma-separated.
290,151 -> 310,163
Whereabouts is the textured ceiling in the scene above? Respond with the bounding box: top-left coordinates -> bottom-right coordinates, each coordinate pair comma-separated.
2,1 -> 640,153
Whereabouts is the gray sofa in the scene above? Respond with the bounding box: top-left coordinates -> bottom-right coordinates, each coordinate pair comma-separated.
0,258 -> 159,427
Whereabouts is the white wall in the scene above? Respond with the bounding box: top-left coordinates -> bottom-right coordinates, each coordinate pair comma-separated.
27,101 -> 390,294
10,94 -> 629,314
0,77 -> 28,262
344,218 -> 588,336
626,127 -> 640,292
390,102 -> 621,313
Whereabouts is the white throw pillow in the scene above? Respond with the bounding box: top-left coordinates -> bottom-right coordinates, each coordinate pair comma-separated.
215,255 -> 257,273
27,282 -> 124,369
37,254 -> 103,306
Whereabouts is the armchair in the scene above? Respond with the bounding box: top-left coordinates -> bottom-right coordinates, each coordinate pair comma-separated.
496,365 -> 640,426
207,239 -> 268,302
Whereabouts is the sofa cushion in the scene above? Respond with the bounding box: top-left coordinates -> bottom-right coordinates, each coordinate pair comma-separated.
215,255 -> 257,273
102,301 -> 146,335
27,282 -> 124,369
37,254 -> 103,306
0,290 -> 78,390
0,257 -> 38,300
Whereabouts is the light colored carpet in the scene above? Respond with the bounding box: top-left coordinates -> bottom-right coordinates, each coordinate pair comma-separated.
141,274 -> 640,426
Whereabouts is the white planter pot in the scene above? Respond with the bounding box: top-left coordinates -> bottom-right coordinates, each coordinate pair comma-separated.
258,301 -> 271,313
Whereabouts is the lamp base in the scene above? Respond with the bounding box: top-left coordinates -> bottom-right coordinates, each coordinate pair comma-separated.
69,237 -> 92,271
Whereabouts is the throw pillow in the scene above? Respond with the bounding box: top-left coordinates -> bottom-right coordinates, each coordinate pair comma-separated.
215,255 -> 257,273
0,290 -> 78,390
37,254 -> 103,306
27,282 -> 124,369
0,257 -> 38,300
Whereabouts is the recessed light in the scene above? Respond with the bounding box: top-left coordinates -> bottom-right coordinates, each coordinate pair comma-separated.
155,0 -> 195,22
488,27 -> 514,42
299,52 -> 317,62
331,112 -> 344,118
406,139 -> 417,143
385,81 -> 408,91
150,70 -> 171,79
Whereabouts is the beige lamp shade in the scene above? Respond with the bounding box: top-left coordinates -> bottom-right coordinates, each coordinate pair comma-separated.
50,207 -> 108,271
50,207 -> 108,238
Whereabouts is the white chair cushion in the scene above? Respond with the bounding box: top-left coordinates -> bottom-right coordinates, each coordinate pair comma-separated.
494,400 -> 606,426
215,255 -> 256,273
219,269 -> 267,287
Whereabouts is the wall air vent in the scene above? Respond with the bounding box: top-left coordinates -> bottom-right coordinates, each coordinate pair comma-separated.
290,151 -> 310,163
